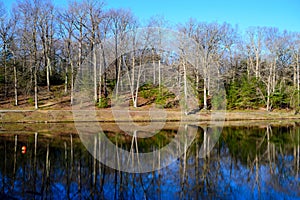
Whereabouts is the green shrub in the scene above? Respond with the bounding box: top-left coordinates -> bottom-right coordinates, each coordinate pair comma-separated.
211,93 -> 225,110
155,94 -> 166,106
28,97 -> 34,106
97,98 -> 109,108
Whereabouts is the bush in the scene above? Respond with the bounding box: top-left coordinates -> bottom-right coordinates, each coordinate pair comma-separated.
211,93 -> 225,110
226,75 -> 263,109
155,94 -> 166,106
97,98 -> 109,108
139,83 -> 158,99
28,97 -> 34,106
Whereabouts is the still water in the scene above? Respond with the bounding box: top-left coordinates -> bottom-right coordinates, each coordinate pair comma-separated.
0,122 -> 299,199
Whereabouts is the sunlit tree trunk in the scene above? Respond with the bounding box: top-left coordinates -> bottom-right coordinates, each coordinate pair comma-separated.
183,59 -> 188,114
70,61 -> 74,105
203,64 -> 208,110
93,42 -> 97,102
4,47 -> 7,97
158,58 -> 161,93
34,64 -> 38,109
46,56 -> 51,92
152,49 -> 156,85
115,57 -> 122,98
33,16 -> 39,109
13,54 -> 18,106
134,58 -> 142,108
297,51 -> 300,108
98,54 -> 102,103
64,58 -> 68,94
297,51 -> 300,91
266,75 -> 271,112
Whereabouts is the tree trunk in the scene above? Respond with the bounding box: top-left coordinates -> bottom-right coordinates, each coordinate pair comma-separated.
255,55 -> 259,79
294,62 -> 297,87
272,58 -> 276,93
297,51 -> 299,91
203,78 -> 207,110
297,52 -> 300,109
13,57 -> 18,106
247,57 -> 251,78
4,46 -> 7,98
196,72 -> 199,97
99,42 -> 107,102
203,54 -> 208,110
115,57 -> 122,98
98,61 -> 102,103
207,73 -> 210,96
158,59 -> 161,93
70,61 -> 74,105
152,49 -> 156,85
183,59 -> 188,114
115,33 -> 118,84
266,76 -> 271,112
34,65 -> 38,109
78,36 -> 82,77
134,59 -> 142,108
64,60 -> 68,94
93,42 -> 97,102
46,56 -> 51,92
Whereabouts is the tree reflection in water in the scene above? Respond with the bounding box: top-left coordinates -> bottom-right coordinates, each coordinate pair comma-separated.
0,123 -> 299,199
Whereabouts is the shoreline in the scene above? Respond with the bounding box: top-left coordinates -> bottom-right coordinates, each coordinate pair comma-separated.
0,109 -> 299,123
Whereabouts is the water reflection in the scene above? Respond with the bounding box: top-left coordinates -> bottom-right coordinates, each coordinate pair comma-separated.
0,123 -> 299,199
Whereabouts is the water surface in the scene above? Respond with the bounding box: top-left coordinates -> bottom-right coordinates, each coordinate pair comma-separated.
0,122 -> 299,199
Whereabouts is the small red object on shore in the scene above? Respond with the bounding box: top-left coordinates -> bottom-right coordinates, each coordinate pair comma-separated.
21,146 -> 27,154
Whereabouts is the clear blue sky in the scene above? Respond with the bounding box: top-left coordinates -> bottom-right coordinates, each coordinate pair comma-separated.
4,0 -> 300,32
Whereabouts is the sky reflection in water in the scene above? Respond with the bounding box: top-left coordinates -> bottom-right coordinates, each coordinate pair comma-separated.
0,123 -> 299,199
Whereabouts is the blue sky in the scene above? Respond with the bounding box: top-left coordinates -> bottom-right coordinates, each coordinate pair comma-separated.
3,0 -> 300,32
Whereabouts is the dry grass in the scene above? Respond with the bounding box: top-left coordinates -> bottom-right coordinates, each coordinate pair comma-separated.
0,108 -> 299,123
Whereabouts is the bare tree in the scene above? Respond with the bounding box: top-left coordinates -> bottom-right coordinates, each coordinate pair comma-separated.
187,21 -> 232,110
97,14 -> 111,105
147,15 -> 169,88
60,1 -> 90,105
58,8 -> 76,104
69,1 -> 88,81
108,8 -> 137,97
291,33 -> 300,106
38,0 -> 55,92
246,27 -> 263,79
122,34 -> 146,108
15,0 -> 42,109
84,0 -> 105,102
0,3 -> 10,97
261,27 -> 282,111
0,4 -> 18,105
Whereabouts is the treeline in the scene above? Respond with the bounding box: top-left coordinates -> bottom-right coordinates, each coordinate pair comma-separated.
0,0 -> 299,111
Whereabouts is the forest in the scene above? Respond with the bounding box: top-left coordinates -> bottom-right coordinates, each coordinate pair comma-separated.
0,0 -> 300,112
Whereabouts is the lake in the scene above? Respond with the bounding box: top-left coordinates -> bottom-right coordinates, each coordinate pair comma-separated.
0,122 -> 299,199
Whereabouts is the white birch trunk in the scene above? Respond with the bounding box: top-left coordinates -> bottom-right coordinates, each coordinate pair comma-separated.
13,57 -> 18,106
93,42 -> 97,102
46,56 -> 51,92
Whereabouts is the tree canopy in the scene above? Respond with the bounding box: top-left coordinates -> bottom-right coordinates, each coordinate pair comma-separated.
0,0 -> 299,111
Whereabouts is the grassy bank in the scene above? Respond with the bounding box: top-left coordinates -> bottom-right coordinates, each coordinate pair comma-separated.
0,109 -> 299,123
